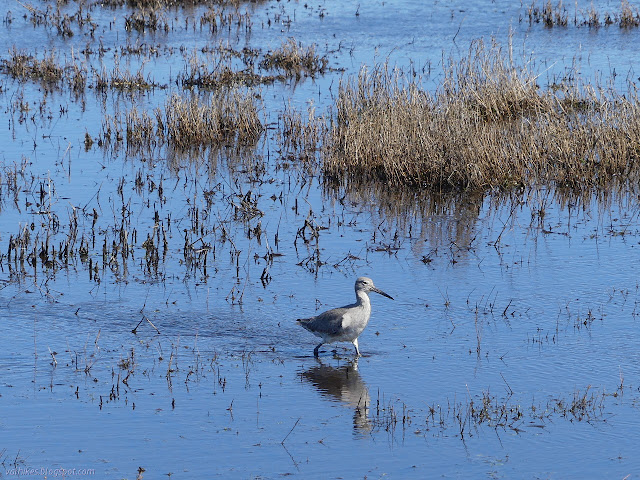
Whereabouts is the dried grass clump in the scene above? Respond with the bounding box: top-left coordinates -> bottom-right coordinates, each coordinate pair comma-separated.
200,6 -> 253,33
260,38 -> 328,78
179,50 -> 276,89
104,90 -> 263,152
126,106 -> 158,149
165,91 -> 262,148
527,0 -> 640,27
0,48 -> 87,93
111,64 -> 157,91
528,0 -> 568,26
281,103 -> 326,161
618,0 -> 640,27
325,39 -> 640,192
94,63 -> 157,92
0,48 -> 64,86
124,8 -> 168,33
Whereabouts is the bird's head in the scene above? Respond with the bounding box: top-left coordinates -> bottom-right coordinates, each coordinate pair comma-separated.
355,277 -> 394,300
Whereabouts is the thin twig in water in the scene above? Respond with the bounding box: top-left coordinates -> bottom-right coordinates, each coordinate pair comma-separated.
500,372 -> 513,396
48,347 -> 57,367
502,299 -> 513,317
132,315 -> 160,334
281,418 -> 301,444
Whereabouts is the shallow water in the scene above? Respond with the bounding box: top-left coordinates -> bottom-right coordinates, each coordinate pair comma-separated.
2,0 -> 640,478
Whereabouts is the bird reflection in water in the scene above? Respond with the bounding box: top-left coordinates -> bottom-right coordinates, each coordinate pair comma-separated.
300,358 -> 371,434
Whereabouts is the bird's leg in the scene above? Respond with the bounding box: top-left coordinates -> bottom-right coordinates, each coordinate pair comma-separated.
353,338 -> 361,357
314,343 -> 323,357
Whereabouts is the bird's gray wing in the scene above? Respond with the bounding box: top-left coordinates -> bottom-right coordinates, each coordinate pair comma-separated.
298,307 -> 348,335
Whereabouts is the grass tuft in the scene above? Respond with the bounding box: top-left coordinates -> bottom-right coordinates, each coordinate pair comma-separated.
0,48 -> 64,86
103,89 -> 263,152
260,38 -> 328,77
323,38 -> 640,192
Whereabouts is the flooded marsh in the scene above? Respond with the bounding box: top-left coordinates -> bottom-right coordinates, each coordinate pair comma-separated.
1,0 -> 640,479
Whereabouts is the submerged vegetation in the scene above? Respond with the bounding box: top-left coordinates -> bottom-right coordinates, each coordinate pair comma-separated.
527,0 -> 640,27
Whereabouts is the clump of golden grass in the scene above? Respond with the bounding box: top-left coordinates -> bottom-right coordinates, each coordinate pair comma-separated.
200,6 -> 253,33
165,92 -> 262,148
68,61 -> 87,94
177,42 -> 325,90
0,48 -> 64,86
527,0 -> 640,27
125,106 -> 158,149
124,7 -> 168,33
107,61 -> 159,91
12,1 -> 95,37
260,38 -> 328,78
0,48 -> 88,94
103,89 -> 263,151
324,38 -> 640,192
281,103 -> 326,161
584,4 -> 601,27
528,0 -> 568,26
618,0 -> 640,27
179,50 -> 272,89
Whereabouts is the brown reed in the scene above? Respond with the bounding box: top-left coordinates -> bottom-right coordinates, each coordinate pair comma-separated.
105,89 -> 263,151
260,38 -> 328,77
323,39 -> 640,193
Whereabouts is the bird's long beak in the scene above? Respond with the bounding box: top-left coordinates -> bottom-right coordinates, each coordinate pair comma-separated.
373,287 -> 394,300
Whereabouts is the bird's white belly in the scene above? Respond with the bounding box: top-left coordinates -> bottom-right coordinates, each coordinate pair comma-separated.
329,313 -> 367,342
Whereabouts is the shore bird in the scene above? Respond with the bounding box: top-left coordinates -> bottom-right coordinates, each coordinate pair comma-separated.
297,277 -> 394,357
